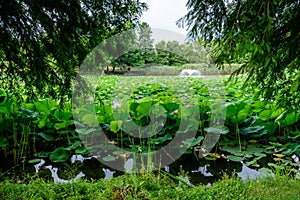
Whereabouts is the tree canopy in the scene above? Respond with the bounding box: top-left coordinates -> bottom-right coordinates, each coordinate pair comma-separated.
0,0 -> 147,99
178,0 -> 299,108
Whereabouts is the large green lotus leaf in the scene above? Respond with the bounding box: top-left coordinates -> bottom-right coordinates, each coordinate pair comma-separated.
21,103 -> 35,111
54,120 -> 74,130
270,108 -> 285,119
75,146 -> 88,154
136,101 -> 154,119
129,102 -> 139,113
259,110 -> 272,120
252,101 -> 265,110
110,120 -> 123,133
50,147 -> 69,162
35,100 -> 51,115
82,114 -> 98,127
38,116 -> 47,129
47,99 -> 58,110
226,104 -> 237,116
263,122 -> 278,135
237,110 -> 248,122
162,102 -> 179,112
53,110 -> 73,121
285,112 -> 299,125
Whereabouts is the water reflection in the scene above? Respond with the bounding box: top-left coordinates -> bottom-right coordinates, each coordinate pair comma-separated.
103,168 -> 115,180
31,153 -> 299,185
192,165 -> 213,177
237,164 -> 273,181
44,165 -> 85,184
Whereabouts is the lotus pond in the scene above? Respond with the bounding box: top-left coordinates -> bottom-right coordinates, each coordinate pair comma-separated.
0,75 -> 299,184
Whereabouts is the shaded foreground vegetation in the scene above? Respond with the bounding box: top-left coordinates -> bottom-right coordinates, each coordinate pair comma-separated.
1,173 -> 300,200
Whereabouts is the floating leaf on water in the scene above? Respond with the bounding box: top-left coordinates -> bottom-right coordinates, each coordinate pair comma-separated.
228,156 -> 244,162
254,152 -> 266,157
102,155 -> 116,162
220,146 -> 243,156
245,159 -> 260,167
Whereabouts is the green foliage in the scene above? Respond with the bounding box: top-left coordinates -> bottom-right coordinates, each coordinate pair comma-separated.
178,0 -> 300,108
0,173 -> 300,199
0,0 -> 148,99
0,76 -> 299,168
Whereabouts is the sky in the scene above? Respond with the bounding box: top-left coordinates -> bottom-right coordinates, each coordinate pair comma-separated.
140,0 -> 189,36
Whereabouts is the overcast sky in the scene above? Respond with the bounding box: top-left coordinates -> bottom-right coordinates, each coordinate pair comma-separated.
140,0 -> 189,36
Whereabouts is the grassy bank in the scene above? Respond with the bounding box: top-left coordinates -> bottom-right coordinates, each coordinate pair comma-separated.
1,173 -> 299,200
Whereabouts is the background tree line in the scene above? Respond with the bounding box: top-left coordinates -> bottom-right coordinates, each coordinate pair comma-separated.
111,22 -> 214,71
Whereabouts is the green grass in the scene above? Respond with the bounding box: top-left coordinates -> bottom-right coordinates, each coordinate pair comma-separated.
1,173 -> 299,200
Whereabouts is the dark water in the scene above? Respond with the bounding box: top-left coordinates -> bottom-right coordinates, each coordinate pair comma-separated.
2,153 -> 300,185
3,153 -> 284,185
